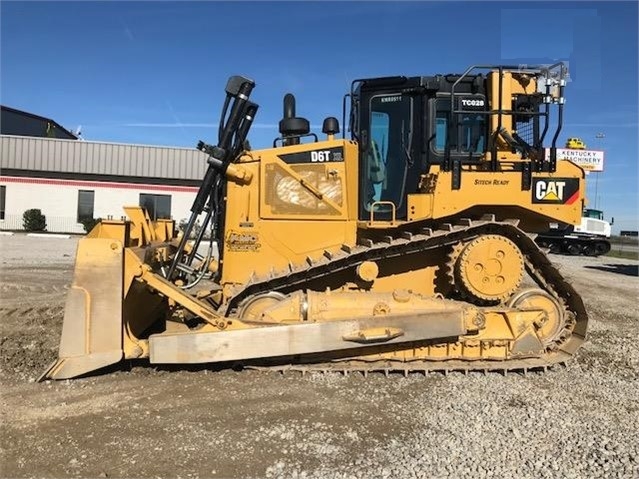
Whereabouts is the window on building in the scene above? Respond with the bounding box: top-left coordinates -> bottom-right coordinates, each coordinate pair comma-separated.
0,185 -> 6,220
77,190 -> 95,222
140,193 -> 172,220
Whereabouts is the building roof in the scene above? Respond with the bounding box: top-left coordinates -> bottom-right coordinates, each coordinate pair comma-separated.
1,105 -> 78,140
1,134 -> 209,184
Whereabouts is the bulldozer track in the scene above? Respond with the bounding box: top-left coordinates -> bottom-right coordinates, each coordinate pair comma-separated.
222,217 -> 588,374
245,358 -> 567,377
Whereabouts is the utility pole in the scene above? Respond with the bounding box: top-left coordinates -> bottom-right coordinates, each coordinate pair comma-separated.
594,132 -> 605,210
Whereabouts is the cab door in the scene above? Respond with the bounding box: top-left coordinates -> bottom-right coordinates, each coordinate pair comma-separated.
358,90 -> 423,221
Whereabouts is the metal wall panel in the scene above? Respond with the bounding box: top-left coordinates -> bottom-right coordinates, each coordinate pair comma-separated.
0,135 -> 210,181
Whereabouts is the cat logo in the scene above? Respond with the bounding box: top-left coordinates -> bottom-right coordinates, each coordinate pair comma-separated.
536,180 -> 565,201
532,178 -> 580,204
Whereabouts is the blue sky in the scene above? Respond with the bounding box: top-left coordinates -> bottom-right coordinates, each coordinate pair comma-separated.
1,1 -> 637,232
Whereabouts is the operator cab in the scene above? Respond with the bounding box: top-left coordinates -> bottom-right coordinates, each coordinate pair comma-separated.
582,208 -> 613,225
350,75 -> 495,219
583,208 -> 604,220
348,65 -> 565,222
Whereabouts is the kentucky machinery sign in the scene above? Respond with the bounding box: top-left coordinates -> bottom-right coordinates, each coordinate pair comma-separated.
545,148 -> 605,172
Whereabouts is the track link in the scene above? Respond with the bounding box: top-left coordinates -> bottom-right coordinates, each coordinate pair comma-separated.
245,359 -> 567,377
221,217 -> 588,374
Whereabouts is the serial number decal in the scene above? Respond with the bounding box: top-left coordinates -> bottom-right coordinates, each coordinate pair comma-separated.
461,98 -> 485,107
458,96 -> 487,110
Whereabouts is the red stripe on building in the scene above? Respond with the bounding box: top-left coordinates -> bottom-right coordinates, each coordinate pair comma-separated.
0,176 -> 199,193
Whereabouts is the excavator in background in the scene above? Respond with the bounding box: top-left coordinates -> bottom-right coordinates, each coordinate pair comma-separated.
41,63 -> 589,381
535,208 -> 613,256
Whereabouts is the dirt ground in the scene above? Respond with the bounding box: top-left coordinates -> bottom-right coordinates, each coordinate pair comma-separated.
1,234 -> 638,479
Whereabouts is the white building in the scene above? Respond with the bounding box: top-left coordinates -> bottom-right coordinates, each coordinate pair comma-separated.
1,134 -> 208,234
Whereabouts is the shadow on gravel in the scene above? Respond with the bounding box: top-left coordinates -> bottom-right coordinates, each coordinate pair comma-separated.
584,263 -> 639,277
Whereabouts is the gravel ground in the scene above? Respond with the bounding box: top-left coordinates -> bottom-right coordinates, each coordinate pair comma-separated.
0,234 -> 638,479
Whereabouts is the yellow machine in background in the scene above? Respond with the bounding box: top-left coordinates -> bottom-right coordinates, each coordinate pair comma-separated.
41,63 -> 588,380
565,137 -> 587,149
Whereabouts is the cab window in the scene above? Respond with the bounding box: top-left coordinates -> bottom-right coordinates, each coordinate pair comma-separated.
583,209 -> 603,220
433,98 -> 485,154
461,114 -> 485,152
363,94 -> 413,213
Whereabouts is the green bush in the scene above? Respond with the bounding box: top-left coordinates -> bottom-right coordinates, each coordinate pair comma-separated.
22,209 -> 47,232
81,217 -> 101,233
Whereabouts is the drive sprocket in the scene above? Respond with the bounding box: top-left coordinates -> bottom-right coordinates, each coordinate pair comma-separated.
453,234 -> 524,302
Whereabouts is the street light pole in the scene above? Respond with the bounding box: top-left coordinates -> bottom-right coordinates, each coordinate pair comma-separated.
594,132 -> 605,210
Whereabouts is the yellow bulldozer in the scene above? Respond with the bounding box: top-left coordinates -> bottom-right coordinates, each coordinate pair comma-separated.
41,63 -> 588,380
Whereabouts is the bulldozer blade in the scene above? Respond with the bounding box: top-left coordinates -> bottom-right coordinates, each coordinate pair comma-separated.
39,238 -> 124,381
